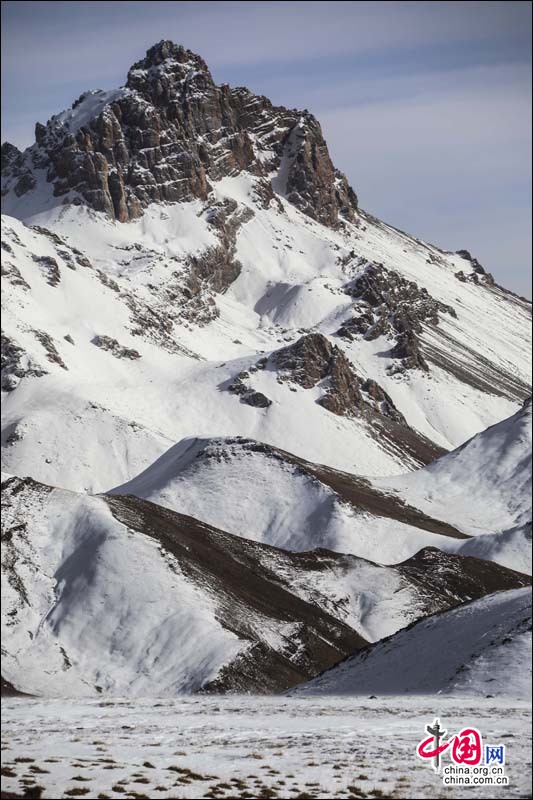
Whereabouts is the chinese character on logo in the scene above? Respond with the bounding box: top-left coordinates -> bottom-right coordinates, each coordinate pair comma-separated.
485,745 -> 505,765
417,720 -> 487,772
451,728 -> 483,765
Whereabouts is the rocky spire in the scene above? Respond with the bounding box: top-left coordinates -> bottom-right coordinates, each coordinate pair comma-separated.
130,40 -> 208,71
126,40 -> 214,101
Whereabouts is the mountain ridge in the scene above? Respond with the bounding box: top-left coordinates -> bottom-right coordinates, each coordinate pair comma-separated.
2,473 -> 529,697
108,398 -> 532,573
293,586 -> 532,698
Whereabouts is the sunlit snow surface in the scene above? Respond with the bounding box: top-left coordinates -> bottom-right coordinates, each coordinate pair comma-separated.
295,588 -> 532,698
1,696 -> 530,799
109,401 -> 532,574
2,169 -> 531,492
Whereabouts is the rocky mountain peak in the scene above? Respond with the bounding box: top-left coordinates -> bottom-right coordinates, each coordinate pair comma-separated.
1,42 -> 357,227
126,40 -> 214,100
1,141 -> 22,170
131,40 -> 207,71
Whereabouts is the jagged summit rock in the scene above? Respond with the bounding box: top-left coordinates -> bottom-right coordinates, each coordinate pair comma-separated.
1,40 -> 357,226
1,141 -> 36,197
131,39 -> 209,70
1,141 -> 22,169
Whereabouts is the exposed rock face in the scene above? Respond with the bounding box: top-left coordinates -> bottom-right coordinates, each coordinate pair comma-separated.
30,225 -> 68,247
32,254 -> 61,287
91,335 -> 141,360
279,117 -> 357,227
1,331 -> 48,391
242,391 -> 272,408
264,333 -> 443,464
455,250 -> 495,286
360,378 -> 405,423
1,142 -> 22,172
276,332 -> 344,390
1,260 -> 31,292
390,330 -> 428,372
178,199 -> 253,323
273,333 -> 405,421
337,262 -> 456,372
227,373 -> 272,409
33,330 -> 68,370
1,142 -> 36,198
2,41 -> 357,228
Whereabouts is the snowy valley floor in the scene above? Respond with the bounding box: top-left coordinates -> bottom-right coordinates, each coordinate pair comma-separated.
1,696 -> 531,799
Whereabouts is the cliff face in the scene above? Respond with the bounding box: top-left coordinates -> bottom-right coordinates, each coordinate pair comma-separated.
1,41 -> 357,227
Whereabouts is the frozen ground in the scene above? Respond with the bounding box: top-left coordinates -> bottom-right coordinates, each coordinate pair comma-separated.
1,695 -> 530,799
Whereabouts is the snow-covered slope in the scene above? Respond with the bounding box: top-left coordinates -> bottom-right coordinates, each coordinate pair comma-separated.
294,587 -> 532,699
2,170 -> 531,492
2,475 -> 528,697
0,476 -> 360,696
110,399 -> 532,573
110,435 -> 467,564
383,398 -> 532,533
379,398 -> 533,573
1,211 -> 448,493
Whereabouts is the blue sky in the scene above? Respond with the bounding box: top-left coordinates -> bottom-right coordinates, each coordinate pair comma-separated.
2,1 -> 531,295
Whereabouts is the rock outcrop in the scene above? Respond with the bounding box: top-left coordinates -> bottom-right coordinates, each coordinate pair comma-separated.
91,335 -> 141,360
264,332 -> 443,464
1,142 -> 36,198
227,374 -> 272,409
273,333 -> 405,421
337,262 -> 457,372
455,249 -> 495,286
32,254 -> 61,287
1,41 -> 357,228
1,331 -> 47,391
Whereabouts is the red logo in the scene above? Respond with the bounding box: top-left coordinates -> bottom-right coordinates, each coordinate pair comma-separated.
417,719 -> 483,771
451,729 -> 483,765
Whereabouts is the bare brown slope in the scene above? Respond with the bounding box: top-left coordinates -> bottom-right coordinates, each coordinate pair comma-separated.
104,493 -> 529,693
105,493 -> 366,693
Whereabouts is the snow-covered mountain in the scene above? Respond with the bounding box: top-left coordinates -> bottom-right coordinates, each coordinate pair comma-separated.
109,435 -> 467,563
0,475 -> 361,696
382,398 -> 532,532
294,587 -> 532,699
110,399 -> 531,573
1,40 -> 531,698
2,474 -> 529,697
379,397 -> 533,572
1,43 -> 531,496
